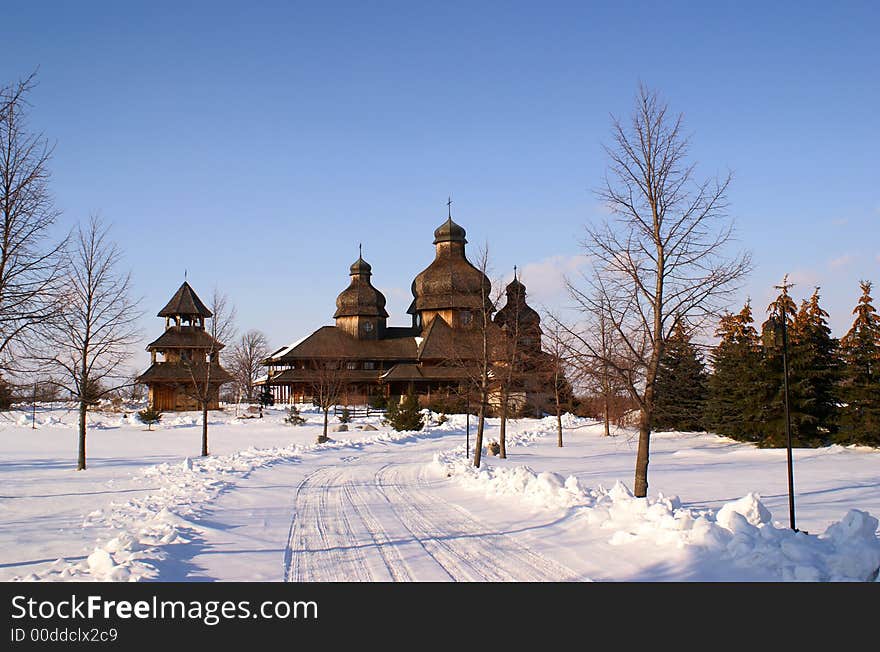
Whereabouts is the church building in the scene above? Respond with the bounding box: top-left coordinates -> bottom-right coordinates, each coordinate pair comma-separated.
262,210 -> 553,412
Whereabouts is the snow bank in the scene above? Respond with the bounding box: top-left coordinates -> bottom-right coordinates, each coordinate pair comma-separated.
431,447 -> 880,582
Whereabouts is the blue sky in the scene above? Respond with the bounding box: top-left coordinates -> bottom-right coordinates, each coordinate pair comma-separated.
3,1 -> 878,367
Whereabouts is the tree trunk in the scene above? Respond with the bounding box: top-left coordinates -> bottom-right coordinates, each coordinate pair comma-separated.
499,390 -> 508,458
603,392 -> 611,437
473,400 -> 486,468
201,403 -> 209,456
634,407 -> 652,497
556,405 -> 563,448
319,407 -> 329,443
555,382 -> 563,447
77,400 -> 87,470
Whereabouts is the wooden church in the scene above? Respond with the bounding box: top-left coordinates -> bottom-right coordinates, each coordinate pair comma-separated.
262,208 -> 555,412
136,282 -> 233,411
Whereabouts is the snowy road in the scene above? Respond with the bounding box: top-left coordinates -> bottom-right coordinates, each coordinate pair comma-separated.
7,407 -> 879,582
283,452 -> 577,582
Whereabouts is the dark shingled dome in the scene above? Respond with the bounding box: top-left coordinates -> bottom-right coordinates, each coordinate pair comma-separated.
349,256 -> 372,275
157,282 -> 213,318
334,256 -> 388,319
409,218 -> 492,313
433,217 -> 467,244
494,277 -> 541,330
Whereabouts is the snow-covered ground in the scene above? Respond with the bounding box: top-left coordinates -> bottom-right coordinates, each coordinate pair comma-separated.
1,403 -> 878,582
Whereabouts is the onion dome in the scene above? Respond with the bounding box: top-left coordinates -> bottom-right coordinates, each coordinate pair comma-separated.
334,256 -> 388,318
409,218 -> 492,314
349,256 -> 372,276
494,276 -> 541,330
433,217 -> 467,244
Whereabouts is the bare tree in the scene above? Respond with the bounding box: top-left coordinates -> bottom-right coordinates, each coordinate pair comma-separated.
228,329 -> 270,403
184,289 -> 236,457
0,72 -> 67,372
571,84 -> 751,497
542,318 -> 577,447
495,280 -> 519,459
309,360 -> 349,444
451,245 -> 498,468
556,294 -> 626,438
30,217 -> 141,470
591,300 -> 622,437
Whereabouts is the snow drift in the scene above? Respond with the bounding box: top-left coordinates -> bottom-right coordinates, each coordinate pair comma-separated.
429,446 -> 880,582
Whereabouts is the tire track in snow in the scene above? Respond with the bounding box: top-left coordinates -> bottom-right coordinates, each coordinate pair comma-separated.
286,467 -> 376,582
284,448 -> 577,582
376,464 -> 577,581
343,478 -> 414,582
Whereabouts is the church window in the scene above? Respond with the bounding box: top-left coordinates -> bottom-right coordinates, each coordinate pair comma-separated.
364,362 -> 376,370
346,362 -> 358,370
460,310 -> 473,325
363,321 -> 374,332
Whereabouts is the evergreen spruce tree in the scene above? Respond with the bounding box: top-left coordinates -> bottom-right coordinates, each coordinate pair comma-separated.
791,288 -> 839,444
653,322 -> 708,431
259,384 -> 274,408
383,392 -> 425,431
705,300 -> 763,441
758,287 -> 798,446
837,281 -> 880,445
137,407 -> 162,431
0,376 -> 13,410
759,287 -> 837,447
284,404 -> 306,425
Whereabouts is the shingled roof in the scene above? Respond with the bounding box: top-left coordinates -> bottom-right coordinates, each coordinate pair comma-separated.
136,361 -> 233,384
158,282 -> 213,318
380,363 -> 471,382
415,315 -> 507,361
269,368 -> 383,383
269,326 -> 418,362
146,327 -> 224,351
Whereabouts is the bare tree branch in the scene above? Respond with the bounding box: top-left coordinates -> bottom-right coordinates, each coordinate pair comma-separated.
228,329 -> 270,403
0,72 -> 68,374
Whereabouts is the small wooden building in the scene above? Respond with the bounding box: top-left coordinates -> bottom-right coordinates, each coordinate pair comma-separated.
136,282 -> 233,411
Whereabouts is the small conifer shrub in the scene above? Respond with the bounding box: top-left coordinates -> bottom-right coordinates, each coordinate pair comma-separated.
137,407 -> 162,431
284,405 -> 306,425
383,393 -> 425,431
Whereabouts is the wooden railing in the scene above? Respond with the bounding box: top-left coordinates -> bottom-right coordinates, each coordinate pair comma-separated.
333,405 -> 386,419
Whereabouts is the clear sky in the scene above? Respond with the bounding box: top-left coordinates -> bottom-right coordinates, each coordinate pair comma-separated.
3,1 -> 878,369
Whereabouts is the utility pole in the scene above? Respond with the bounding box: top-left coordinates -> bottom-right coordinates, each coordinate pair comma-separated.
32,382 -> 37,429
775,275 -> 797,531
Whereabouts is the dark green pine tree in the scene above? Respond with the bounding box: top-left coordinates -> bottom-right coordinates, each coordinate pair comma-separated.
705,300 -> 764,441
383,392 -> 425,432
760,286 -> 838,447
653,321 -> 709,432
836,280 -> 880,445
758,285 -> 798,446
788,288 -> 839,445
